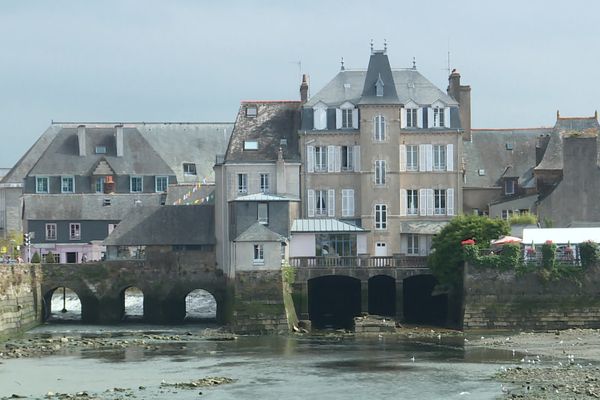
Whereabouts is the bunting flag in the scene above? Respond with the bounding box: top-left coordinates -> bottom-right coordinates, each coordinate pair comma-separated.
171,178 -> 209,206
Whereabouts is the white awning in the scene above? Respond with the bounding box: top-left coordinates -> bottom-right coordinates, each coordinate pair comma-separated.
523,228 -> 600,245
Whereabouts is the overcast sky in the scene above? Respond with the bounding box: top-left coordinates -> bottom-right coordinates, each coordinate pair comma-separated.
1,0 -> 599,167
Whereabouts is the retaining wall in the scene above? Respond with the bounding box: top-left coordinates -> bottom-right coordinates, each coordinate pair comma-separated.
0,264 -> 42,338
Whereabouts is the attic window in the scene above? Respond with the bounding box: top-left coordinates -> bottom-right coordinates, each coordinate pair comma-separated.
505,143 -> 514,150
183,163 -> 197,175
375,74 -> 384,97
244,140 -> 258,150
95,146 -> 107,154
478,169 -> 486,176
246,106 -> 257,117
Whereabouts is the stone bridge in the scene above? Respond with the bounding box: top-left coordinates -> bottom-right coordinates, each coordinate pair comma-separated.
41,258 -> 231,324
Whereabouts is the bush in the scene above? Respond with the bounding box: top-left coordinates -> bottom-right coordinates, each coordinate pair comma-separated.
31,252 -> 41,263
465,242 -> 521,271
541,241 -> 557,269
45,251 -> 57,263
509,214 -> 537,226
579,241 -> 599,268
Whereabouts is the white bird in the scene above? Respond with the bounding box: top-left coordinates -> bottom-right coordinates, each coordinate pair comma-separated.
437,334 -> 441,340
501,384 -> 510,394
459,392 -> 470,396
410,356 -> 415,362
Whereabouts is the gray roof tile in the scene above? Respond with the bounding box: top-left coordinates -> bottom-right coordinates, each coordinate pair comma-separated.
234,222 -> 285,242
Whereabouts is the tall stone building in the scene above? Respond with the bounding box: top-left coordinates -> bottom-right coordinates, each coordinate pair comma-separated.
299,47 -> 467,257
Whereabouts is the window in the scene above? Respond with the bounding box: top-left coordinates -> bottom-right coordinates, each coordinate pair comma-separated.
406,145 -> 418,171
237,174 -> 248,194
375,204 -> 387,230
341,146 -> 354,171
407,189 -> 418,215
155,176 -> 168,192
342,108 -> 353,128
433,107 -> 445,127
61,176 -> 74,193
501,209 -> 514,220
433,145 -> 446,171
406,108 -> 418,128
45,223 -> 57,240
130,176 -> 143,193
258,203 -> 268,224
434,189 -> 446,215
374,115 -> 386,141
253,244 -> 264,264
260,173 -> 270,193
95,177 -> 104,193
244,140 -> 258,150
36,177 -> 49,193
246,106 -> 257,117
407,234 -> 419,255
183,163 -> 197,176
375,160 -> 386,185
95,146 -> 107,154
316,190 -> 327,216
69,223 -> 81,240
313,104 -> 327,130
341,189 -> 354,217
505,180 -> 515,195
314,146 -> 327,172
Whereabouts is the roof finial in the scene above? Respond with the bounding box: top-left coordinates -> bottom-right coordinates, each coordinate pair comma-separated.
384,39 -> 387,53
340,57 -> 345,71
370,39 -> 374,54
557,109 -> 560,119
412,57 -> 416,70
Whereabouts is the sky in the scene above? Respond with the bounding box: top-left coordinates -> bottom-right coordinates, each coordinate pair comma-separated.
1,0 -> 599,167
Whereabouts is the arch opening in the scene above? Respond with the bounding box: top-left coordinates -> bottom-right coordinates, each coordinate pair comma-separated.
44,287 -> 82,322
122,286 -> 144,321
184,289 -> 217,322
308,275 -> 361,330
368,275 -> 396,317
403,274 -> 447,326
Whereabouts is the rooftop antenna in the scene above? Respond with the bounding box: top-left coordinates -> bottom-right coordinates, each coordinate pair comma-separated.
383,39 -> 387,53
370,39 -> 374,54
340,57 -> 345,71
412,57 -> 416,70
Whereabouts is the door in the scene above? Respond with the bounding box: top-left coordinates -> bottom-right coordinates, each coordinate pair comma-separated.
66,252 -> 77,263
375,242 -> 387,257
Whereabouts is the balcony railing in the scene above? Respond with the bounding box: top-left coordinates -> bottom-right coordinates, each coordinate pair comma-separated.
289,256 -> 428,269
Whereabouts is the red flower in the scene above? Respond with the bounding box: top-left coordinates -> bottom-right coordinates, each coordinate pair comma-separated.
545,240 -> 553,244
461,239 -> 475,246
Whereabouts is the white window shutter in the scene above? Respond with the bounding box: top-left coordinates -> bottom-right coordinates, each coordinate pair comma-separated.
419,189 -> 427,216
419,144 -> 427,172
426,144 -> 433,172
419,235 -> 428,256
446,143 -> 454,172
334,146 -> 341,172
399,188 -> 407,216
417,108 -> 423,128
427,189 -> 434,216
348,189 -> 354,216
400,108 -> 407,129
353,145 -> 361,172
447,188 -> 455,216
352,108 -> 359,129
444,107 -> 451,128
307,189 -> 315,217
342,189 -> 348,217
336,108 -> 342,129
327,145 -> 335,172
307,145 -> 314,173
427,107 -> 434,128
399,144 -> 406,172
327,189 -> 335,217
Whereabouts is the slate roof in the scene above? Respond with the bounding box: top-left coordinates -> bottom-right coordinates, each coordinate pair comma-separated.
23,193 -> 163,220
359,50 -> 401,105
165,183 -> 215,205
464,128 -> 551,189
103,205 -> 215,246
291,219 -> 367,233
305,58 -> 457,108
224,101 -> 301,163
234,222 -> 285,242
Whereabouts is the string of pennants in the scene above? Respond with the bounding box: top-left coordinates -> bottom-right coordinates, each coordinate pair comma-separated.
172,179 -> 213,205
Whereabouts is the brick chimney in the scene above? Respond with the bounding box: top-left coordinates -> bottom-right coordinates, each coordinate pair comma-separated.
77,125 -> 86,156
300,74 -> 309,103
447,69 -> 471,141
115,124 -> 124,157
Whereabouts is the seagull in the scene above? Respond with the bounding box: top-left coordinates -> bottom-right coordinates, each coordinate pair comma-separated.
438,334 -> 442,340
410,356 -> 415,362
459,392 -> 470,396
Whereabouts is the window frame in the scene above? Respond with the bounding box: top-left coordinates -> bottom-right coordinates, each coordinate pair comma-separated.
36,176 -> 49,193
244,140 -> 259,150
341,108 -> 353,129
315,189 -> 327,216
314,146 -> 328,172
374,115 -> 386,141
130,176 -> 143,193
407,189 -> 418,215
434,189 -> 446,215
406,108 -> 418,128
375,160 -> 386,185
341,145 -> 354,171
374,204 -> 387,230
253,244 -> 264,264
183,163 -> 197,176
45,223 -> 57,241
406,145 -> 418,171
505,180 -> 516,195
407,234 -> 419,255
69,223 -> 81,241
61,176 -> 75,193
433,145 -> 447,171
260,173 -> 270,193
237,173 -> 248,194
155,176 -> 169,192
433,107 -> 445,127
95,177 -> 104,193
257,202 -> 269,225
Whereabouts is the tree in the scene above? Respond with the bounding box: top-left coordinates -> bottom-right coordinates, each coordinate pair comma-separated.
428,215 -> 510,287
31,251 -> 41,263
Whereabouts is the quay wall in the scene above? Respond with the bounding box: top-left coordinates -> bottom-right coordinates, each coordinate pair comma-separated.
0,264 -> 42,338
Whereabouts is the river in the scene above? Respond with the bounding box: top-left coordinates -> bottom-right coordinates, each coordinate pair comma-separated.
0,292 -> 518,399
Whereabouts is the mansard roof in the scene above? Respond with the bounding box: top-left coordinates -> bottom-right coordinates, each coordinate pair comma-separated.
359,51 -> 400,105
103,205 -> 215,246
224,101 -> 301,163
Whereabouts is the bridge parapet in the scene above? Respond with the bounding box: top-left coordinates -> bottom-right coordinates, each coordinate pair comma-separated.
289,255 -> 427,269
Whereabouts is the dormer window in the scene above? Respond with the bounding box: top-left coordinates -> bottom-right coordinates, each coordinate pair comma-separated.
95,146 -> 107,154
183,163 -> 197,176
246,106 -> 257,117
505,179 -> 516,195
401,101 -> 422,129
337,102 -> 358,129
433,107 -> 445,127
375,74 -> 384,97
244,140 -> 258,150
429,101 -> 450,128
313,102 -> 327,130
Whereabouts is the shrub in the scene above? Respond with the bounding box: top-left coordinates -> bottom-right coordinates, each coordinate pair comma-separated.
509,214 -> 537,226
579,241 -> 599,268
31,251 -> 41,263
541,240 -> 557,269
45,251 -> 56,263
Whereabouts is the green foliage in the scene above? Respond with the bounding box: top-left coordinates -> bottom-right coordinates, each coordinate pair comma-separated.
465,243 -> 521,271
542,217 -> 554,228
31,251 -> 41,263
509,213 -> 537,226
428,214 -> 510,286
541,241 -> 557,270
579,241 -> 599,268
44,251 -> 56,264
281,261 -> 296,285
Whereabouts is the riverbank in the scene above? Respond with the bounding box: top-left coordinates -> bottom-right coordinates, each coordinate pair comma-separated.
469,328 -> 600,399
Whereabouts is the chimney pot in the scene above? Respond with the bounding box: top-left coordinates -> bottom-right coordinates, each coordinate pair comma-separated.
300,74 -> 309,103
77,125 -> 86,156
115,125 -> 124,157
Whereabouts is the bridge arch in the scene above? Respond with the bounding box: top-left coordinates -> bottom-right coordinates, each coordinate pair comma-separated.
368,275 -> 396,317
403,274 -> 447,326
185,289 -> 217,321
308,275 -> 361,330
121,286 -> 145,321
43,286 -> 85,322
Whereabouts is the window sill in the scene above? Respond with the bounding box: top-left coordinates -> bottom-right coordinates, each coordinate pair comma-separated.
252,261 -> 265,266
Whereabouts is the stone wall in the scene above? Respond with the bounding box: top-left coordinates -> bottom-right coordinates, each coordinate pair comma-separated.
463,263 -> 600,330
232,270 -> 289,334
0,264 -> 42,338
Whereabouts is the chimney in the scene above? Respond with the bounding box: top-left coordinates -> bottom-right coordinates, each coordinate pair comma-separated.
77,125 -> 86,156
447,69 -> 472,141
300,74 -> 309,103
115,124 -> 124,157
